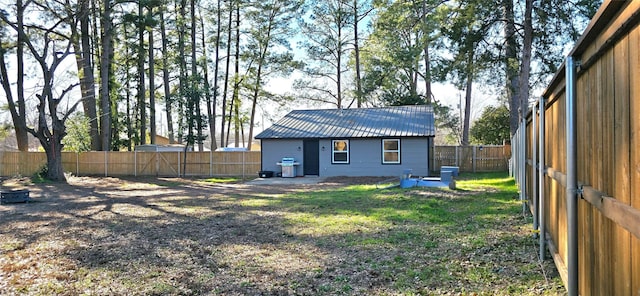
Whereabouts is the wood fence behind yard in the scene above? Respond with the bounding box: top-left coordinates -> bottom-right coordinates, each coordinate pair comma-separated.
513,1 -> 640,295
0,145 -> 508,178
433,145 -> 509,173
0,151 -> 261,178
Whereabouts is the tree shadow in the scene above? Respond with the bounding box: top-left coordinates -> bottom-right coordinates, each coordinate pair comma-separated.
0,176 -> 558,295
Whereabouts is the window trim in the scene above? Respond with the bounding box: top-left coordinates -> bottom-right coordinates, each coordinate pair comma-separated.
382,139 -> 401,164
331,139 -> 350,164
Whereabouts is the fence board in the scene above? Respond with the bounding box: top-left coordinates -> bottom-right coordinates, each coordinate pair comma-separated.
0,151 -> 261,177
183,152 -> 209,176
612,35 -> 632,295
630,22 -> 640,296
105,151 -> 136,176
433,146 -> 507,173
77,152 -> 105,175
0,152 -> 46,176
598,48 -> 612,295
2,147 -> 503,178
518,3 -> 640,294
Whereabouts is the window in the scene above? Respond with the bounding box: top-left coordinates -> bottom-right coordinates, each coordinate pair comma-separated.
332,140 -> 349,164
382,139 -> 400,164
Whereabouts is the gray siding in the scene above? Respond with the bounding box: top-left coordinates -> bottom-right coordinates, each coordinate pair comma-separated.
317,137 -> 430,177
261,137 -> 432,177
260,139 -> 304,176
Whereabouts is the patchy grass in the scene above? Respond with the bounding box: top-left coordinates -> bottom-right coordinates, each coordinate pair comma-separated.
199,176 -> 244,184
0,172 -> 564,295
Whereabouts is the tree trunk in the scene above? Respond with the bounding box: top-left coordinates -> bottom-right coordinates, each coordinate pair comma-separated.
100,0 -> 113,150
518,0 -> 533,122
15,0 -> 29,151
177,0 -> 187,143
226,94 -> 233,146
353,0 -> 363,108
160,9 -> 175,143
247,48 -> 267,152
201,11 -> 217,150
423,43 -> 432,103
336,22 -> 342,109
462,50 -> 474,146
123,24 -> 134,150
0,42 -> 28,152
45,150 -> 65,180
138,3 -> 147,144
149,16 -> 156,145
462,74 -> 472,146
503,0 -> 520,137
11,28 -> 79,181
221,1 -> 233,147
183,0 -> 195,152
77,0 -> 100,151
232,3 -> 241,147
191,0 -> 203,151
211,0 -> 223,150
422,0 -> 432,104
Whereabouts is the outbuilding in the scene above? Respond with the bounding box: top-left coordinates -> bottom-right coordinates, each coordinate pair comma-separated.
255,105 -> 435,177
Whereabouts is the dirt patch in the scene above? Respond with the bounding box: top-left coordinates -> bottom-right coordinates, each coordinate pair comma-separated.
0,176 -> 563,295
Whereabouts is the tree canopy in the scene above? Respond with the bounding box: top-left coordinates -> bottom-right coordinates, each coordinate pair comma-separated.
470,104 -> 510,145
0,0 -> 600,180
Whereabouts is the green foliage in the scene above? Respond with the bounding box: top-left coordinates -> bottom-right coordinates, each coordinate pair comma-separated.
32,164 -> 52,183
360,0 -> 439,104
379,90 -> 461,144
62,113 -> 92,152
531,1 -> 601,88
2,0 -> 602,157
295,0 -> 353,108
434,1 -> 500,88
380,90 -> 426,106
470,104 -> 510,145
0,122 -> 11,140
433,101 -> 461,144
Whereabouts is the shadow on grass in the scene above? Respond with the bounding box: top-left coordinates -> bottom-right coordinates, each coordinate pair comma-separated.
0,172 -> 562,295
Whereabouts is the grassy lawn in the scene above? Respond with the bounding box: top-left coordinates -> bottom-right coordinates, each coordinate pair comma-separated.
0,172 -> 564,295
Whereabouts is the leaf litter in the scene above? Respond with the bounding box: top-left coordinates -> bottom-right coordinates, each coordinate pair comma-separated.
0,175 -> 564,295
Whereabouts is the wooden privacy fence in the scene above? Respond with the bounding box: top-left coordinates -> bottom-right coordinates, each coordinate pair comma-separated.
513,1 -> 640,295
0,146 -> 509,178
433,145 -> 509,172
0,151 -> 261,178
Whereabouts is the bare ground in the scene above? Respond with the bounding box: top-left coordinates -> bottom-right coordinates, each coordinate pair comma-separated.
0,176 -> 563,295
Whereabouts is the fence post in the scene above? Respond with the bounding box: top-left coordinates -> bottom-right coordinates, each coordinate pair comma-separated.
209,150 -> 213,177
455,146 -> 459,167
519,120 -> 526,216
155,152 -> 159,176
104,151 -> 108,177
532,104 -> 538,233
473,146 -> 477,173
134,151 -> 137,177
538,96 -> 546,261
565,55 -> 578,296
178,151 -> 181,177
76,152 -> 79,176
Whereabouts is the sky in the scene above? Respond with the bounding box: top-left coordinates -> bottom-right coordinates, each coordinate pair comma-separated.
0,0 -> 514,145
0,52 -> 503,141
259,73 -> 499,135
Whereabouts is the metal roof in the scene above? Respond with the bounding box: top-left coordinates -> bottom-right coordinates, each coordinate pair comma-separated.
255,105 -> 435,139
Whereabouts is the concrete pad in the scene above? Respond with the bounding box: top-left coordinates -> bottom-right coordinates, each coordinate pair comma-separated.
246,175 -> 325,185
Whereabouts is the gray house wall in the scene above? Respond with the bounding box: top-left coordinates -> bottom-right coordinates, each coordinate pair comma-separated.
318,138 -> 430,177
260,139 -> 304,176
261,137 -> 432,177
